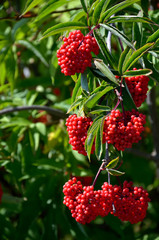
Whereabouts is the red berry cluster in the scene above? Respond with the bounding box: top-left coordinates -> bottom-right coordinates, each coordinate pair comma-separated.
103,109 -> 146,151
0,184 -> 3,203
63,178 -> 150,224
112,181 -> 150,224
125,69 -> 149,107
66,114 -> 95,156
63,178 -> 113,224
57,30 -> 99,76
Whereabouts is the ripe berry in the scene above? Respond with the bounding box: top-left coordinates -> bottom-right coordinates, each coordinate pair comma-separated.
125,69 -> 149,107
57,30 -> 99,76
66,114 -> 95,156
112,181 -> 150,224
103,109 -> 146,151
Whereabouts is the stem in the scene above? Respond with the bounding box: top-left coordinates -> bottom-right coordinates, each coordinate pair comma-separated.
0,105 -> 67,119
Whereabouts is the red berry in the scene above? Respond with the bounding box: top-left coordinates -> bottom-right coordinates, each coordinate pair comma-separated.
57,30 -> 99,76
124,70 -> 149,107
66,114 -> 95,156
103,109 -> 146,151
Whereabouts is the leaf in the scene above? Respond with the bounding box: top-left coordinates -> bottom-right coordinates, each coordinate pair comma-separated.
85,115 -> 104,160
71,76 -> 82,103
95,116 -> 105,159
84,86 -> 113,109
118,46 -> 129,75
41,22 -> 87,40
88,0 -> 100,16
132,22 -> 142,49
67,97 -> 85,113
120,82 -> 137,111
122,69 -> 152,77
107,169 -> 125,176
21,0 -> 44,16
122,43 -> 154,73
89,105 -> 110,115
34,0 -> 70,22
146,29 -> 159,43
101,0 -> 140,22
98,0 -> 111,22
35,122 -> 46,135
94,59 -> 119,86
93,0 -> 107,25
106,157 -> 119,169
93,29 -> 117,70
107,16 -> 155,25
100,23 -> 135,50
81,71 -> 89,93
80,0 -> 88,13
16,40 -> 48,67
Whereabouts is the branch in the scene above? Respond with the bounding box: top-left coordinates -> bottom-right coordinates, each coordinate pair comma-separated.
0,105 -> 67,119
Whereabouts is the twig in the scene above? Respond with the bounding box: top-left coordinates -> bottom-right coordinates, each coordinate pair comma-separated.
0,105 -> 67,119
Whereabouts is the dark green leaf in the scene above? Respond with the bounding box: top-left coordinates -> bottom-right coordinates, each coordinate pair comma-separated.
93,29 -> 117,70
101,0 -> 140,21
100,23 -> 135,49
146,29 -> 159,43
106,157 -> 119,169
93,0 -> 107,25
89,105 -> 110,115
67,97 -> 85,113
107,16 -> 155,25
120,82 -> 137,110
71,76 -> 82,103
122,43 -> 154,73
80,0 -> 88,13
21,0 -> 43,16
122,69 -> 152,77
132,22 -> 142,49
94,59 -> 119,86
84,86 -> 113,109
41,22 -> 87,40
107,169 -> 125,176
118,46 -> 129,75
81,71 -> 89,93
95,116 -> 105,160
99,0 -> 111,22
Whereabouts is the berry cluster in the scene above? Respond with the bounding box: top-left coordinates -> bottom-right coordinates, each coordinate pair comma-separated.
112,181 -> 150,224
125,69 -> 149,107
66,114 -> 95,156
0,184 -> 3,203
57,30 -> 99,76
103,109 -> 146,151
63,178 -> 150,224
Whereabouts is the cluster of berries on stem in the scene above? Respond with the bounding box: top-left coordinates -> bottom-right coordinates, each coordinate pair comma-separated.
63,177 -> 150,224
57,30 -> 99,76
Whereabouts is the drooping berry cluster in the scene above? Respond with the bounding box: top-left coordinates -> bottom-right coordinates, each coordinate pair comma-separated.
103,109 -> 146,151
57,30 -> 99,76
125,69 -> 149,107
66,114 -> 95,156
112,181 -> 150,224
0,184 -> 3,203
63,178 -> 150,224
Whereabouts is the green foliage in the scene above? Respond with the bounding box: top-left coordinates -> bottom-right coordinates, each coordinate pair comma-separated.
0,0 -> 159,239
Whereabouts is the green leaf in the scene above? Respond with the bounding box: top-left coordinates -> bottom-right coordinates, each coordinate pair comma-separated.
21,0 -> 44,16
107,16 -> 155,25
92,0 -> 107,25
118,46 -> 129,75
122,69 -> 152,77
120,82 -> 137,111
132,22 -> 142,49
107,169 -> 125,176
85,115 -> 104,160
98,0 -> 111,22
95,116 -> 105,160
71,76 -> 82,103
81,71 -> 89,93
101,0 -> 140,22
41,22 -> 87,40
88,0 -> 100,16
34,0 -> 70,22
89,105 -> 110,115
146,29 -> 159,43
80,0 -> 88,13
122,43 -> 154,73
84,86 -> 113,109
93,29 -> 117,70
141,0 -> 149,15
100,23 -> 135,50
67,97 -> 85,113
106,157 -> 119,169
94,59 -> 119,86
35,122 -> 46,135
16,40 -> 48,67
